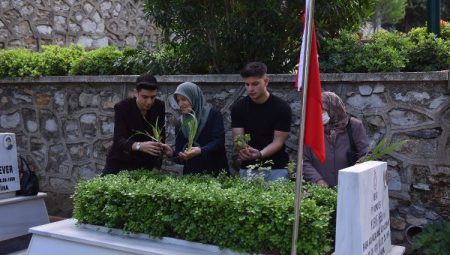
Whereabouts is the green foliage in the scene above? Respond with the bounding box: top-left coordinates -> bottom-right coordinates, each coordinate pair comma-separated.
404,27 -> 450,72
233,133 -> 251,151
372,0 -> 407,25
319,31 -> 363,73
0,45 -> 84,78
246,160 -> 274,171
0,49 -> 36,78
360,138 -> 408,162
412,221 -> 450,255
130,116 -> 164,143
0,25 -> 449,77
70,46 -> 123,75
112,44 -> 190,75
179,112 -> 198,151
354,30 -> 409,72
320,27 -> 450,73
35,45 -> 84,76
73,170 -> 337,255
143,0 -> 377,73
441,22 -> 450,41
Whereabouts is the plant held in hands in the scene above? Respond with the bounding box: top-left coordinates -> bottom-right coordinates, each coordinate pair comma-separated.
234,133 -> 251,151
179,112 -> 198,152
130,116 -> 164,143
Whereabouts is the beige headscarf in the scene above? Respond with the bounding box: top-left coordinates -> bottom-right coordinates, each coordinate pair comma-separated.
322,91 -> 349,145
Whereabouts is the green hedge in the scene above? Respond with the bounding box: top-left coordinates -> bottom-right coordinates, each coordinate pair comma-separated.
320,25 -> 450,73
0,25 -> 449,77
73,170 -> 337,255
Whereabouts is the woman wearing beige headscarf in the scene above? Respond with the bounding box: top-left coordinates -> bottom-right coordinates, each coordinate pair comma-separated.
303,91 -> 369,187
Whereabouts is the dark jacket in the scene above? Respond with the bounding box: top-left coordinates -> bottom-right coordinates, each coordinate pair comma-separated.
103,97 -> 165,174
303,117 -> 369,187
175,108 -> 228,175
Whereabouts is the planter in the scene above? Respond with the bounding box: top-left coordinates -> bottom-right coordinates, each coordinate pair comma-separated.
27,219 -> 253,255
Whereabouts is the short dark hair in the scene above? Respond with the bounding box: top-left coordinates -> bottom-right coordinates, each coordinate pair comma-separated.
136,73 -> 158,91
240,62 -> 267,78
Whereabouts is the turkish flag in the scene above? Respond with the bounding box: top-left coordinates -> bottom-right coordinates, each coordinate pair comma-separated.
296,22 -> 326,163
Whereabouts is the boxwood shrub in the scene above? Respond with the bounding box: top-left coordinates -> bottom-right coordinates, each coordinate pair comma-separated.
70,46 -> 123,75
73,170 -> 337,255
1,25 -> 448,77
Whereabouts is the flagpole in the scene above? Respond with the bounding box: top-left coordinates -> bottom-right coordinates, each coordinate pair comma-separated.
291,0 -> 315,254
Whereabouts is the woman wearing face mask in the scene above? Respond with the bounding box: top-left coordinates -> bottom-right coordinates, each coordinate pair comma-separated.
161,82 -> 229,175
303,91 -> 369,187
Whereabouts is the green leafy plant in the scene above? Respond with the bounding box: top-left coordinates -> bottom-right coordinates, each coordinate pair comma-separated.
179,112 -> 198,152
246,159 -> 274,171
35,45 -> 84,76
286,160 -> 296,174
73,170 -> 337,255
359,138 -> 408,162
354,30 -> 408,72
129,116 -> 164,144
70,46 -> 123,75
0,48 -> 35,78
144,0 -> 377,73
412,221 -> 450,255
404,27 -> 450,72
233,133 -> 251,151
244,160 -> 274,180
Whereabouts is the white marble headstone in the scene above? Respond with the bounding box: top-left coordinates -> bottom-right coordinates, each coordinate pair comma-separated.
335,161 -> 392,255
0,133 -> 20,194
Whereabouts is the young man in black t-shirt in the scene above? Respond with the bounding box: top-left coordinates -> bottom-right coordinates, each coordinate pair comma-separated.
230,62 -> 292,181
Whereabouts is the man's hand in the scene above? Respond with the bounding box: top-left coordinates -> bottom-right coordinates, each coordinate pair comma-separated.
238,146 -> 261,161
160,143 -> 173,157
179,147 -> 201,161
140,141 -> 162,156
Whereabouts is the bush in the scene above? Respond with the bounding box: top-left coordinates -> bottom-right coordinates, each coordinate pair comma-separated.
35,45 -> 84,76
354,30 -> 409,72
319,28 -> 450,73
70,46 -> 123,75
404,27 -> 450,72
319,31 -> 363,73
113,44 -> 190,75
0,49 -> 35,78
73,170 -> 337,255
412,221 -> 450,255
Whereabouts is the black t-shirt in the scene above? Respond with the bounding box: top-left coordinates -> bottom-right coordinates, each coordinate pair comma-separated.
230,94 -> 291,169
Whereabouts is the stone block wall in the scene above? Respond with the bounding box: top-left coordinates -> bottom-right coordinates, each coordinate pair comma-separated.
0,0 -> 161,50
0,73 -> 449,250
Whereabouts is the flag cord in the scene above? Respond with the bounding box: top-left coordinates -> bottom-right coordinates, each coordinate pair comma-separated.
291,0 -> 315,254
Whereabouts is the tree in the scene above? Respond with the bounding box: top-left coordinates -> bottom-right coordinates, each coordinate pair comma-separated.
144,0 -> 377,73
396,0 -> 450,32
371,0 -> 407,29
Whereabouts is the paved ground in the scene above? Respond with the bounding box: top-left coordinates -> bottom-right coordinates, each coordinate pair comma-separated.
0,234 -> 31,255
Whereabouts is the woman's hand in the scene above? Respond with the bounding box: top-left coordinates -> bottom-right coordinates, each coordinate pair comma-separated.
179,147 -> 201,161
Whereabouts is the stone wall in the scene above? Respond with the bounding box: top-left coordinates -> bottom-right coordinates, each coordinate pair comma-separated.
0,73 -> 449,250
0,0 -> 161,50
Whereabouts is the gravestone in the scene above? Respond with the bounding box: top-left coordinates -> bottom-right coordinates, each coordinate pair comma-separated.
0,133 -> 20,199
335,161 -> 405,255
0,133 -> 49,241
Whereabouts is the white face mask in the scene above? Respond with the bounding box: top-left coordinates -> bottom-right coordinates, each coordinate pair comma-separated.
322,112 -> 330,125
